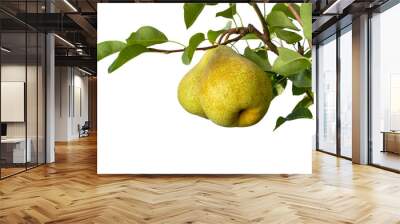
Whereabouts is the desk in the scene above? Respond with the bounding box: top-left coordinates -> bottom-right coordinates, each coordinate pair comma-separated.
382,131 -> 400,154
1,138 -> 31,163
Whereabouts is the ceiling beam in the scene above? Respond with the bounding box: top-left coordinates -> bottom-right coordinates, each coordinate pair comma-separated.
322,0 -> 355,15
55,55 -> 96,72
67,13 -> 97,46
11,13 -> 84,32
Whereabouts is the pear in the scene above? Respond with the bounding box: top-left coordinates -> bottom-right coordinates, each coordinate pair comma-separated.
178,46 -> 272,127
177,48 -> 216,118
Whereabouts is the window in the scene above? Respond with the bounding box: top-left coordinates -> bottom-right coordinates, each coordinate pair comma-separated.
0,2 -> 46,179
318,35 -> 337,154
370,2 -> 400,170
370,3 -> 400,171
339,26 -> 352,158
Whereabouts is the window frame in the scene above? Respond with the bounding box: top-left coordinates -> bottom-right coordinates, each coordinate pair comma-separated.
315,22 -> 353,161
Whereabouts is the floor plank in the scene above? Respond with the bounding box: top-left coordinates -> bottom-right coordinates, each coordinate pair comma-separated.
1,134 -> 400,223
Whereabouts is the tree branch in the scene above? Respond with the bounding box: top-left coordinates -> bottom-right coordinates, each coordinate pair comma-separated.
297,42 -> 304,56
250,2 -> 279,55
247,24 -> 267,45
146,15 -> 280,56
147,31 -> 248,54
217,27 -> 247,44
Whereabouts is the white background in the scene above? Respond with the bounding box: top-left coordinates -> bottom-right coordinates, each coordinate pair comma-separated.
97,3 -> 313,174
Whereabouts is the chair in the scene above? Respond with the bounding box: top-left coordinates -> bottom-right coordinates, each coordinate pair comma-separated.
79,121 -> 90,138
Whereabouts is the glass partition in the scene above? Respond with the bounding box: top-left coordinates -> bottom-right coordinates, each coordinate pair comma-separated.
339,26 -> 352,158
38,32 -> 45,165
317,35 -> 337,155
0,1 -> 46,179
370,4 -> 400,171
0,30 -> 28,177
27,30 -> 38,169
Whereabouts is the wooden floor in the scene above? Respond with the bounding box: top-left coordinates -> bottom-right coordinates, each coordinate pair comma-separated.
1,163 -> 42,178
1,135 -> 400,223
373,151 -> 400,171
0,167 -> 26,178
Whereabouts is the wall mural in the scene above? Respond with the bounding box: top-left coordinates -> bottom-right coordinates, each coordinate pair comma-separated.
97,3 -> 313,174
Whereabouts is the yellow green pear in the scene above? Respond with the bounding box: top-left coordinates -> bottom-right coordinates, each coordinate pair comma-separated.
177,48 -> 216,118
178,46 -> 273,127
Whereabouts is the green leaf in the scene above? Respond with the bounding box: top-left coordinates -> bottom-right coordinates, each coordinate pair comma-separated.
292,85 -> 308,95
266,11 -> 299,31
271,74 -> 287,98
274,82 -> 287,97
272,47 -> 311,76
108,44 -> 148,73
242,33 -> 259,40
243,47 -> 271,71
97,41 -> 126,61
271,3 -> 300,19
274,90 -> 314,130
126,26 -> 168,47
274,117 -> 287,130
275,29 -> 302,44
300,3 -> 312,41
184,3 -> 205,29
207,30 -> 223,44
182,33 -> 205,65
286,107 -> 313,120
274,105 -> 312,130
294,95 -> 314,110
288,69 -> 312,88
207,21 -> 232,44
206,3 -> 218,5
216,3 -> 236,19
304,49 -> 312,58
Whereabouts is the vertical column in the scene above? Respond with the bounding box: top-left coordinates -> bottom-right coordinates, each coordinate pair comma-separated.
46,0 -> 55,163
336,29 -> 341,157
88,77 -> 97,132
352,14 -> 369,164
312,45 -> 317,150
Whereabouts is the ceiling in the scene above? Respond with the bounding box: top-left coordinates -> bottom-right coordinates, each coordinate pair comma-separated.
312,0 -> 390,43
0,0 -> 99,74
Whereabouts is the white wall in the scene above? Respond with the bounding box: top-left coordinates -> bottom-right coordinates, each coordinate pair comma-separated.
1,65 -> 37,138
72,73 -> 89,138
55,66 -> 70,141
55,67 -> 89,141
1,65 -> 26,138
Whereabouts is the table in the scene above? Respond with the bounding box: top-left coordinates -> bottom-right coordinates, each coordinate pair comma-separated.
381,131 -> 400,154
1,138 -> 31,163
